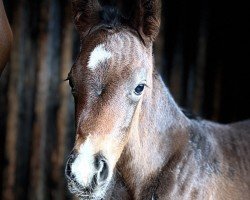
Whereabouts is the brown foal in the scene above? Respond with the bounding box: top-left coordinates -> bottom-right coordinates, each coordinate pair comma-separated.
0,0 -> 12,75
65,0 -> 250,199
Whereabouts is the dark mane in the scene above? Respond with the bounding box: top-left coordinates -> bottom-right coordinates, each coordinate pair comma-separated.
99,6 -> 124,28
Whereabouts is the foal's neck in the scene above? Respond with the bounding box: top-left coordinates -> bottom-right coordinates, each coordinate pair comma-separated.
118,71 -> 191,198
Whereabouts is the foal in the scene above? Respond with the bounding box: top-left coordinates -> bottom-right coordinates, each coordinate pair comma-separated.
65,0 -> 250,199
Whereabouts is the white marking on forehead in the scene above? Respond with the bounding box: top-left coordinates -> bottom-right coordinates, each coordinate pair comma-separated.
88,44 -> 111,70
71,137 -> 95,186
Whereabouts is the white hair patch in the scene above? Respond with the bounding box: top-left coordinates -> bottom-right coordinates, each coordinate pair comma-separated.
87,44 -> 111,70
71,138 -> 95,186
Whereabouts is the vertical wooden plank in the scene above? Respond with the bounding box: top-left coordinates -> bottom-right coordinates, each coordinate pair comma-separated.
192,28 -> 207,115
201,0 -> 218,119
192,0 -> 209,116
154,6 -> 165,71
28,0 -> 50,199
44,0 -> 61,198
1,1 -> 23,199
161,0 -> 181,86
212,66 -> 222,121
51,2 -> 74,199
180,0 -> 200,108
0,0 -> 12,197
167,0 -> 185,104
170,36 -> 184,103
0,64 -> 9,199
14,0 -> 39,199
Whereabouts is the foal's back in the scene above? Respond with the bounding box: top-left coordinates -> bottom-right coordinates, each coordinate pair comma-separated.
186,119 -> 250,199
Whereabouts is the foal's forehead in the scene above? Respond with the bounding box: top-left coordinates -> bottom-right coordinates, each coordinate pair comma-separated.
105,31 -> 145,54
84,31 -> 149,72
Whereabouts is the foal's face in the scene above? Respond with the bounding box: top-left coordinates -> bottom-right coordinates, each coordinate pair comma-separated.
66,30 -> 152,198
66,0 -> 161,198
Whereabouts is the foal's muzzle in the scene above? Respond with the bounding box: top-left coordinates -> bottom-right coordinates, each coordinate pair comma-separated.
65,151 -> 109,192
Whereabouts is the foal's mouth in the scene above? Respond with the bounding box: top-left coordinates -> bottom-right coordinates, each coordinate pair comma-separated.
67,177 -> 108,200
65,149 -> 110,199
67,179 -> 96,200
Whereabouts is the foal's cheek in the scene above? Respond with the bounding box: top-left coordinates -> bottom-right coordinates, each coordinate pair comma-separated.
122,107 -> 135,128
115,103 -> 141,144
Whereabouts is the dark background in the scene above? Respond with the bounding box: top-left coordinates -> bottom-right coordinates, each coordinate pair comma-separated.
0,0 -> 249,199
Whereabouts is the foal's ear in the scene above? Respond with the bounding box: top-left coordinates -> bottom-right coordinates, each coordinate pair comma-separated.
71,0 -> 102,37
130,0 -> 161,45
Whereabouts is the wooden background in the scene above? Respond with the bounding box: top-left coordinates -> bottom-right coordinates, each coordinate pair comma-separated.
0,0 -> 249,199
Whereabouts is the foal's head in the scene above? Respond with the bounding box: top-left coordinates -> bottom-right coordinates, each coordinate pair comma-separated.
66,0 -> 161,198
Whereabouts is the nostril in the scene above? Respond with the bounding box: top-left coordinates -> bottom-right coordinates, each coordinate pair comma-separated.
94,154 -> 109,182
99,159 -> 108,181
65,162 -> 71,177
65,162 -> 76,180
65,151 -> 77,180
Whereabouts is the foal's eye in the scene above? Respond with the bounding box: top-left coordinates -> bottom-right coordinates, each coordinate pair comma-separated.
134,84 -> 145,95
67,78 -> 76,94
69,79 -> 74,89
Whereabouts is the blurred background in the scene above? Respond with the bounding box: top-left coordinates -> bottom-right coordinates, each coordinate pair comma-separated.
0,0 -> 249,199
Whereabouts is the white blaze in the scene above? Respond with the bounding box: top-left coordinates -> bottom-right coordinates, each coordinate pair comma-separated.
71,138 -> 95,186
88,44 -> 111,70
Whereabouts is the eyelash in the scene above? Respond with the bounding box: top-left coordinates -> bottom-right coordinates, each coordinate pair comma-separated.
65,77 -> 76,94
